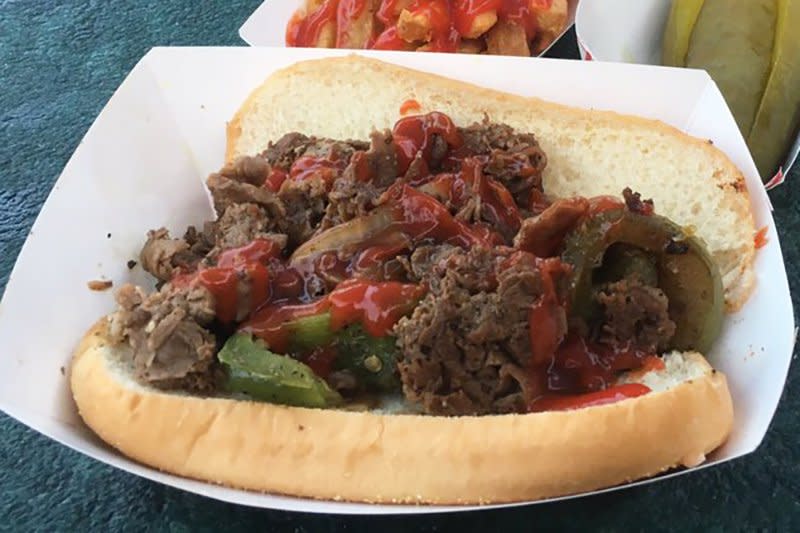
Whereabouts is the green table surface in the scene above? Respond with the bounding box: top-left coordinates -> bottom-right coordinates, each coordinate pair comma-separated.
1,2 -> 798,531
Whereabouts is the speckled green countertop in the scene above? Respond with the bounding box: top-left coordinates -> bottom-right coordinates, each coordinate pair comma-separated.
1,2 -> 798,531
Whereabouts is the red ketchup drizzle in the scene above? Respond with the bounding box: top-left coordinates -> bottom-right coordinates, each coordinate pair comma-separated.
546,334 -> 655,392
328,279 -> 426,336
217,239 -> 283,268
377,0 -> 406,24
529,383 -> 651,412
392,112 -> 463,175
385,183 -> 500,247
587,195 -> 625,215
417,172 -> 468,201
371,26 -> 409,50
173,239 -> 281,324
242,298 -> 331,354
528,188 -> 550,214
303,347 -> 339,379
302,176 -> 510,282
424,1 -> 461,52
353,242 -> 412,276
348,151 -> 373,183
419,161 -> 521,236
498,0 -> 539,38
453,0 -> 548,39
525,255 -> 569,367
375,0 -> 460,51
641,355 -> 666,373
429,25 -> 461,52
400,98 -> 422,115
453,0 -> 501,35
241,280 -> 424,350
289,0 -> 552,51
754,226 -> 769,249
309,195 -> 509,285
461,158 -> 521,234
337,0 -> 369,47
195,268 -> 241,324
264,168 -> 288,192
289,153 -> 348,186
286,0 -> 338,47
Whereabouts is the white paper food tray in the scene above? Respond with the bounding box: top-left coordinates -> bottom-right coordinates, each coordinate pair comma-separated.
239,0 -> 578,57
0,47 -> 793,514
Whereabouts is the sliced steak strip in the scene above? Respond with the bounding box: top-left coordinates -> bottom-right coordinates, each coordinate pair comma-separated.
213,202 -> 288,252
279,176 -> 330,246
262,133 -> 315,169
206,172 -> 286,219
140,228 -> 196,281
108,283 -> 219,392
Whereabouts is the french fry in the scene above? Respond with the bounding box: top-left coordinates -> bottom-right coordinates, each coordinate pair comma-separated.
461,10 -> 498,39
286,0 -> 333,48
289,0 -> 568,55
337,0 -> 378,48
377,0 -> 413,23
529,0 -> 568,54
458,38 -> 486,54
397,8 -> 433,42
372,25 -> 417,50
317,22 -> 337,48
485,18 -> 530,56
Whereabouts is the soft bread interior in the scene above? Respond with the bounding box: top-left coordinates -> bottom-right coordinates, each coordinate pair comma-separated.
621,351 -> 711,392
71,321 -> 733,504
226,55 -> 755,311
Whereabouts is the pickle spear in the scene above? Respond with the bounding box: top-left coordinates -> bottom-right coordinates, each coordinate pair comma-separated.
662,0 -> 705,67
562,209 -> 724,354
686,0 -> 777,134
748,0 -> 800,178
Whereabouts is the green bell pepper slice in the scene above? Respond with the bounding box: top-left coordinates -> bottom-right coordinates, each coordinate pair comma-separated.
219,333 -> 342,408
562,209 -> 724,354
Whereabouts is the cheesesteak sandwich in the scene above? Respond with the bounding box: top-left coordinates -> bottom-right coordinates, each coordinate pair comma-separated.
70,56 -> 755,504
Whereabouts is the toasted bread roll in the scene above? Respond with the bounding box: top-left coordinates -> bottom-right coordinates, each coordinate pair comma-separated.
72,320 -> 732,504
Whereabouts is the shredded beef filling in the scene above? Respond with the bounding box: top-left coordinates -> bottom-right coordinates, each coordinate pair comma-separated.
594,278 -> 676,353
110,114 -> 683,416
320,131 -> 397,229
458,121 -> 547,206
213,203 -> 288,252
622,186 -> 654,216
394,247 -> 553,415
139,228 -> 193,282
108,283 -> 219,392
514,198 -> 589,257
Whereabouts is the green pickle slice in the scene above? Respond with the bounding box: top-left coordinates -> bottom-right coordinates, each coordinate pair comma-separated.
662,0 -> 705,67
562,209 -> 724,354
686,0 -> 777,134
218,333 -> 342,408
748,0 -> 800,178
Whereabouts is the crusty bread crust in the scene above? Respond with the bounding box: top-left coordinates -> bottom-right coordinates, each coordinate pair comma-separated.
71,321 -> 733,504
226,55 -> 756,311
